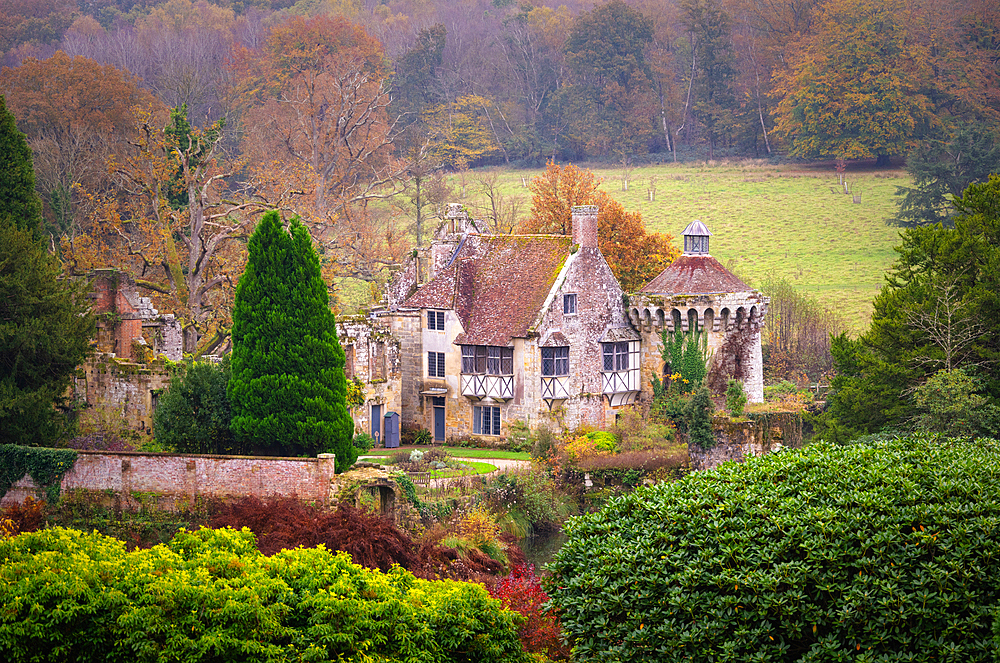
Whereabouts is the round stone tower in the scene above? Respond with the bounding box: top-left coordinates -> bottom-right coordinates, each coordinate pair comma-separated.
630,220 -> 767,402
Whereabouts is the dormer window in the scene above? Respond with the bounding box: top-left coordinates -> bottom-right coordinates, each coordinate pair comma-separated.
682,220 -> 712,255
428,310 -> 445,331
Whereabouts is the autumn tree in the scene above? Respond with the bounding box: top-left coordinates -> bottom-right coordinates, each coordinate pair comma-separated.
522,161 -> 680,291
0,95 -> 94,445
67,105 -> 269,354
561,0 -> 657,155
0,52 -> 162,238
424,94 -> 500,168
0,0 -> 76,56
228,211 -> 356,469
773,0 -> 930,165
240,16 -> 415,281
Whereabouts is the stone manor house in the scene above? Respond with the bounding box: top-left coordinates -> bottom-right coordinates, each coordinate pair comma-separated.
341,205 -> 768,445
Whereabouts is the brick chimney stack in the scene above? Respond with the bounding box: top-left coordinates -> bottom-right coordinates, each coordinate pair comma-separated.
571,205 -> 599,249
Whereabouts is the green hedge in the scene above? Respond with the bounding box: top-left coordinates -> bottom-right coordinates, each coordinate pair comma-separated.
547,435 -> 1000,662
0,526 -> 528,663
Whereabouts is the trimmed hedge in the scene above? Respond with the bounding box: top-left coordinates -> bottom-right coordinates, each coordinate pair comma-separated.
547,435 -> 1000,662
0,526 -> 528,663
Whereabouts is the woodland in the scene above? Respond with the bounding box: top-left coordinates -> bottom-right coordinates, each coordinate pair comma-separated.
1,0 -> 999,357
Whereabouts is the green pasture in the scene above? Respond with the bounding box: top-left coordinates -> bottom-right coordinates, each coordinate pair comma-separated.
339,160 -> 910,334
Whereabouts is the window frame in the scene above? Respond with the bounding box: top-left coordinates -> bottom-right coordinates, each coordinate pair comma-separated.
427,351 -> 446,378
473,405 -> 502,436
602,341 -> 629,371
563,293 -> 577,315
461,345 -> 513,375
541,346 -> 569,376
427,310 -> 445,331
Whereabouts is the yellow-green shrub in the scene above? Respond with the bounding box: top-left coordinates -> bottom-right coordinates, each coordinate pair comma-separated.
0,526 -> 528,663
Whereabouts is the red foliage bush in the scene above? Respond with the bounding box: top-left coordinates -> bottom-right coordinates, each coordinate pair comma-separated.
209,497 -> 523,583
487,564 -> 570,660
210,496 -> 420,572
0,497 -> 46,536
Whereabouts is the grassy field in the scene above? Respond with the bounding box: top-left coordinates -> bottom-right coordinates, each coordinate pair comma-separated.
339,159 -> 910,334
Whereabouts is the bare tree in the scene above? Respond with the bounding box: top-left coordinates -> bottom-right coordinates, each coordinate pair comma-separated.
907,275 -> 989,372
473,169 -> 521,234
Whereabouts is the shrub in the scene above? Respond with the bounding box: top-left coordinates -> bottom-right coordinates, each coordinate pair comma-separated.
685,384 -> 715,449
0,526 -> 529,662
154,359 -> 241,455
488,564 -> 571,661
725,378 -> 747,417
0,497 -> 45,537
210,496 -> 421,572
547,435 -> 1000,662
352,432 -> 375,452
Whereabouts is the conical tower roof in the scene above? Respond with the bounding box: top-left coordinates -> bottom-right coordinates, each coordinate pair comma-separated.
641,221 -> 751,295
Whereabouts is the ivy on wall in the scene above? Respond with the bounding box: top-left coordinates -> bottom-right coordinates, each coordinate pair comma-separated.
0,445 -> 78,503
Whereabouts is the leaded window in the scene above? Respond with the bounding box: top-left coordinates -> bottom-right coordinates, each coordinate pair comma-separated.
462,346 -> 512,375
541,347 -> 569,376
603,342 -> 629,371
473,405 -> 502,435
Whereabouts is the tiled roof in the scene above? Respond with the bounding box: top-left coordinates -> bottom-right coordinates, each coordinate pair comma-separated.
641,254 -> 752,295
404,235 -> 572,346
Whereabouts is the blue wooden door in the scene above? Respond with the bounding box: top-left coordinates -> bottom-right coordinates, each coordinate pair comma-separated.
371,404 -> 382,444
433,397 -> 445,442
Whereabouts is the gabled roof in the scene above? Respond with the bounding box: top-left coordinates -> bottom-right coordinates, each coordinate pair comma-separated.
640,254 -> 752,295
403,234 -> 572,346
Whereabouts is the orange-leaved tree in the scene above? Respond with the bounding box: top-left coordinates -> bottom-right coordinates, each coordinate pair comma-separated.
521,160 -> 679,291
236,15 -> 417,283
0,52 -> 163,238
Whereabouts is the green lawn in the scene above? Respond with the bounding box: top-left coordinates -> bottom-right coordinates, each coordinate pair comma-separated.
453,160 -> 906,334
361,446 -> 531,460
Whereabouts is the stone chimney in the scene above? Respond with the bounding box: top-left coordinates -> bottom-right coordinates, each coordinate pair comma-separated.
571,205 -> 598,249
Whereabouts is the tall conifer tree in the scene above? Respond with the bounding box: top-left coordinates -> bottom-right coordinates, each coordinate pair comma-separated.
0,95 -> 43,235
228,211 -> 356,470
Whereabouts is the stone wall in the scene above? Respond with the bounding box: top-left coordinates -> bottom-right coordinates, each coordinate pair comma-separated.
74,354 -> 174,436
2,450 -> 338,509
687,413 -> 803,471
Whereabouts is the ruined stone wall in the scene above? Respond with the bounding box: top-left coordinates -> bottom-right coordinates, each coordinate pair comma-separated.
687,413 -> 803,471
337,316 -> 402,438
2,450 -> 337,509
91,269 -> 183,362
74,354 -> 174,437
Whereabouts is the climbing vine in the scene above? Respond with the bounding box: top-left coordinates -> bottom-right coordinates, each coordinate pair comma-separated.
0,445 -> 78,503
661,322 -> 707,389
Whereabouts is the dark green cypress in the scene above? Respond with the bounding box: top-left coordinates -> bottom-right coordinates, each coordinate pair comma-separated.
0,216 -> 94,445
228,211 -> 356,470
0,95 -> 43,236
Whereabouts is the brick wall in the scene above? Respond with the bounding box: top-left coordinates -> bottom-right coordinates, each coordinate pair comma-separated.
2,450 -> 337,509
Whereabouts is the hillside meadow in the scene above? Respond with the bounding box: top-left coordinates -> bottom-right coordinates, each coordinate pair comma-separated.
340,160 -> 910,334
